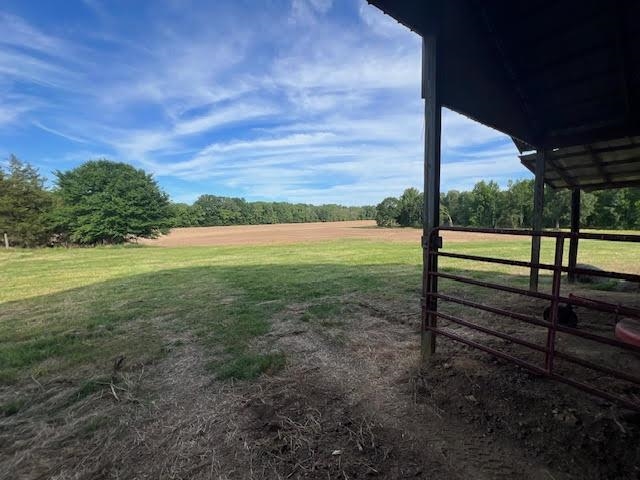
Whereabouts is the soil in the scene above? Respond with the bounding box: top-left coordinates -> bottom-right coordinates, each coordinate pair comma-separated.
140,221 -> 522,247
2,295 -> 639,479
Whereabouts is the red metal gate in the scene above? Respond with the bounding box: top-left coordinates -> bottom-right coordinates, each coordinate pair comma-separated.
423,227 -> 640,411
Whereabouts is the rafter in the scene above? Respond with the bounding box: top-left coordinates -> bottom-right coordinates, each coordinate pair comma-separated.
585,144 -> 613,183
613,0 -> 633,120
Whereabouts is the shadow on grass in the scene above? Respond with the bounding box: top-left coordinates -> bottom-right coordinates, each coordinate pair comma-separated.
0,262 -> 422,385
0,257 -> 608,387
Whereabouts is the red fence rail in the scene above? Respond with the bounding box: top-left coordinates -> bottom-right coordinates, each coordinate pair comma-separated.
423,226 -> 640,411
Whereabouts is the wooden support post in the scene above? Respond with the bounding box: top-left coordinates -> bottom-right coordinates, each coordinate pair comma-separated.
568,188 -> 581,284
3,233 -> 8,249
530,149 -> 545,292
421,35 -> 442,362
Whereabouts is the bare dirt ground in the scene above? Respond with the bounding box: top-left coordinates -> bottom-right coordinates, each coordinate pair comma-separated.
140,221 -> 521,247
2,294 -> 638,479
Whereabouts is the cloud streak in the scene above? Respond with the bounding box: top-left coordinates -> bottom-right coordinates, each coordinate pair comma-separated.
0,0 -> 526,205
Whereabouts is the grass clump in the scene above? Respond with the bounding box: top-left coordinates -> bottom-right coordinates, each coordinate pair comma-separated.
69,376 -> 112,404
1,398 -> 25,416
210,351 -> 286,380
301,303 -> 343,323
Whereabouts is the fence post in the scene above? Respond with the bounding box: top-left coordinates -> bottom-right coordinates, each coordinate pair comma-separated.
568,188 -> 581,283
530,149 -> 546,291
421,33 -> 442,363
545,236 -> 565,373
3,233 -> 8,249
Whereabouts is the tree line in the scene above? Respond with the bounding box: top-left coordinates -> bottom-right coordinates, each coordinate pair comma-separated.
376,180 -> 640,230
0,156 -> 374,247
4,155 -> 639,248
171,196 -> 375,228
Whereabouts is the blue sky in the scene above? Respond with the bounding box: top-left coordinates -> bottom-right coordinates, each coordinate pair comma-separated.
0,0 -> 530,205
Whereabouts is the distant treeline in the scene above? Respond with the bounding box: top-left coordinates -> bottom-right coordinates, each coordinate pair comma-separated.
377,180 -> 640,230
4,155 -> 639,248
169,195 -> 376,227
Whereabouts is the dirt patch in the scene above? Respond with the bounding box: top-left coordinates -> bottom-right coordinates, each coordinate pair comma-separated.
140,221 -> 522,247
420,353 -> 640,480
241,371 -> 446,479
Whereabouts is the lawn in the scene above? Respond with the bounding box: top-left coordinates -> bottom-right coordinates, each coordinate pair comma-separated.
1,235 -> 638,388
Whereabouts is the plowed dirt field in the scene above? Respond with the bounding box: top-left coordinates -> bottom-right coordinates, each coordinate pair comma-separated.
141,220 -> 520,246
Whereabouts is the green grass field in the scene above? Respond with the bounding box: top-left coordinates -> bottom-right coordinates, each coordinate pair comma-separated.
1,235 -> 638,393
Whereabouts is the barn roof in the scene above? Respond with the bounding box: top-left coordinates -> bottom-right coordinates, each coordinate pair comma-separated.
368,0 -> 640,189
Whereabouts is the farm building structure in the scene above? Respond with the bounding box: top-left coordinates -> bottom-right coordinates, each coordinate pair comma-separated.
368,0 -> 640,410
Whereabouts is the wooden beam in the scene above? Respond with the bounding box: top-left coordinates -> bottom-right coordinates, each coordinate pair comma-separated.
422,34 -> 442,362
568,188 -> 581,284
530,149 -> 546,292
529,141 -> 640,162
585,144 -> 613,183
582,179 -> 640,191
543,169 -> 640,185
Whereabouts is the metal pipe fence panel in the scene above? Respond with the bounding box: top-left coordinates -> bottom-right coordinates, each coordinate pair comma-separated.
423,227 -> 640,411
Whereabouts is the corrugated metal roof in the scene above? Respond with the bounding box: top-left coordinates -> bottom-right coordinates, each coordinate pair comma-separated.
520,136 -> 640,191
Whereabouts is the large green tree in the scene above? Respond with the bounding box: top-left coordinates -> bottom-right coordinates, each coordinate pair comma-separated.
397,188 -> 423,227
54,160 -> 170,244
375,197 -> 400,227
500,180 -> 533,228
469,180 -> 502,228
0,155 -> 55,247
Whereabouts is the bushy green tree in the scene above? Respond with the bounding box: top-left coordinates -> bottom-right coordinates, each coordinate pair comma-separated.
0,155 -> 55,247
375,197 -> 399,227
500,180 -> 533,228
54,160 -> 170,244
397,188 -> 423,227
469,180 -> 501,228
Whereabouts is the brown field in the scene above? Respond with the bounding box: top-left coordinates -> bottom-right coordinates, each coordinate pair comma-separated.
142,220 -> 520,246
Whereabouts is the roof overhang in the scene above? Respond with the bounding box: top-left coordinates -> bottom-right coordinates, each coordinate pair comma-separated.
368,0 -> 640,152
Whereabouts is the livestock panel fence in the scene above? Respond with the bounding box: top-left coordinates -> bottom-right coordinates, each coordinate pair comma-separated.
423,227 -> 640,411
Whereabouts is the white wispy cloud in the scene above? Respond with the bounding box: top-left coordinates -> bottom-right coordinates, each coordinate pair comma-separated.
33,121 -> 90,144
0,12 -> 71,57
0,0 -> 525,205
173,103 -> 277,137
